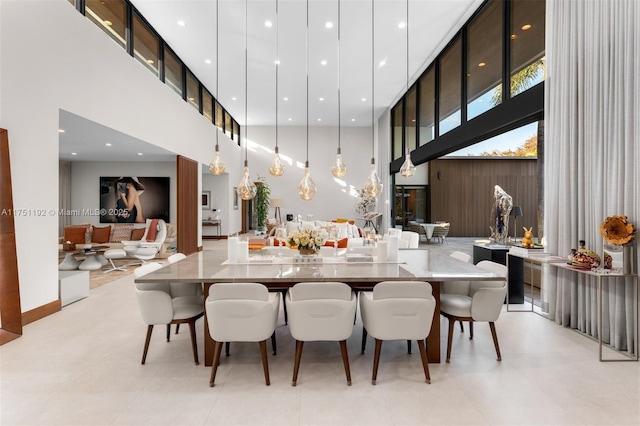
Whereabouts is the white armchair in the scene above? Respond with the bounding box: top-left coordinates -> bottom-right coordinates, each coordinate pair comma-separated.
133,262 -> 204,365
123,219 -> 167,264
440,260 -> 508,362
400,231 -> 420,248
285,282 -> 357,386
206,283 -> 280,387
359,281 -> 436,384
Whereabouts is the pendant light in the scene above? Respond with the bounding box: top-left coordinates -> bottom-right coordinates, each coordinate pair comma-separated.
330,0 -> 347,178
399,0 -> 416,178
297,0 -> 317,201
362,0 -> 383,198
269,0 -> 285,177
237,0 -> 257,201
209,0 -> 225,175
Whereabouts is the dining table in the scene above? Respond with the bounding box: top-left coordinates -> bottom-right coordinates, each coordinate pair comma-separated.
135,247 -> 506,366
419,223 -> 440,241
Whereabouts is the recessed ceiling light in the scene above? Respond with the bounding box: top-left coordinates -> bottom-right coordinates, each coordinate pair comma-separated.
177,20 -> 186,27
232,97 -> 237,101
317,118 -> 322,122
288,118 -> 292,121
283,97 -> 289,101
521,24 -> 532,30
325,21 -> 333,29
361,97 -> 367,102
378,59 -> 386,67
319,97 -> 324,101
274,59 -> 280,65
478,62 -> 486,67
510,34 -> 518,40
265,20 -> 273,27
58,129 -> 65,133
320,60 -> 327,66
71,152 -> 77,156
137,152 -> 143,156
105,143 -> 112,147
411,119 -> 416,122
147,59 -> 154,64
189,97 -> 195,101
351,118 -> 356,122
205,59 -> 212,64
398,22 -> 406,29
104,20 -> 113,26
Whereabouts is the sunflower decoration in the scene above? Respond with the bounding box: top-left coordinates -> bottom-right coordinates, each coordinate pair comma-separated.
600,215 -> 636,245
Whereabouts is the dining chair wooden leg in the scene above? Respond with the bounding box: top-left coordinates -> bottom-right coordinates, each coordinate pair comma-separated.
292,340 -> 304,386
141,325 -> 154,365
469,322 -> 474,340
166,324 -> 171,342
417,339 -> 431,384
259,340 -> 271,386
209,340 -> 224,387
407,340 -> 412,354
188,320 -> 199,365
361,328 -> 368,354
339,340 -> 352,386
446,317 -> 455,363
489,322 -> 502,361
270,331 -> 277,356
175,324 -> 180,334
225,341 -> 230,356
371,338 -> 383,385
459,322 -> 464,332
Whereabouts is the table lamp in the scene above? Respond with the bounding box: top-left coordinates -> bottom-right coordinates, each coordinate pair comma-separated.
270,198 -> 283,223
511,206 -> 523,241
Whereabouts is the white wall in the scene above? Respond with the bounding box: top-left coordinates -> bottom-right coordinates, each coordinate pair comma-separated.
70,162 -> 177,227
0,0 -> 242,312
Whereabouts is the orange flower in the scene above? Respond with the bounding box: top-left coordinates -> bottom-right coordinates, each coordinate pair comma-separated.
600,215 -> 635,245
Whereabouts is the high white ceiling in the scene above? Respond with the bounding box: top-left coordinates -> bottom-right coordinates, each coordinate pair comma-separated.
59,0 -> 483,162
130,0 -> 483,127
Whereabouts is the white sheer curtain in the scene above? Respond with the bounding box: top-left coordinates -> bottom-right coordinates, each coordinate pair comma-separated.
544,0 -> 639,353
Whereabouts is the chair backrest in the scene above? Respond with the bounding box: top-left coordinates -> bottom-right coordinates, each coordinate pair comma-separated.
469,260 -> 508,300
140,219 -> 167,245
133,263 -> 173,324
134,262 -> 163,278
450,251 -> 471,263
360,281 -> 436,340
400,231 -> 420,248
167,253 -> 186,263
206,283 -> 279,342
431,223 -> 450,237
286,282 -> 356,341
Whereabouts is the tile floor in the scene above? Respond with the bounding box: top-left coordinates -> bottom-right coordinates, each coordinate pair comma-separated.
2,238 -> 639,425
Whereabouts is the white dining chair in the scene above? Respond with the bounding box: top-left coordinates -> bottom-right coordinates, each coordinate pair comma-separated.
285,282 -> 357,386
440,260 -> 508,362
359,281 -> 436,384
166,253 -> 204,336
205,283 -> 280,386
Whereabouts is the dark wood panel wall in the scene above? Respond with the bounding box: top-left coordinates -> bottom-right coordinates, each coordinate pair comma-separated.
176,155 -> 198,255
428,158 -> 538,238
0,128 -> 23,345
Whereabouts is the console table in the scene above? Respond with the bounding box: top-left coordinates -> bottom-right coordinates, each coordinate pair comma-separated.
548,263 -> 638,362
202,219 -> 221,239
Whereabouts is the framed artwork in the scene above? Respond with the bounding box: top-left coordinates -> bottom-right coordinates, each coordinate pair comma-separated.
99,176 -> 170,223
202,191 -> 211,209
233,187 -> 239,210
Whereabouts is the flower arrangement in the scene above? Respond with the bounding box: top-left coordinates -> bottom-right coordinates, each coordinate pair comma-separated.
600,215 -> 636,245
287,226 -> 328,254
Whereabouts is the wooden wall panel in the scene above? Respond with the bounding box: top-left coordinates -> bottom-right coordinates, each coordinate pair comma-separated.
0,128 -> 22,345
176,155 -> 198,255
429,158 -> 538,238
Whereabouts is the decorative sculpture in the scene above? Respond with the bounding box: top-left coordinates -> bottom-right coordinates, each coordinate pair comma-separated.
490,185 -> 512,245
521,227 -> 534,248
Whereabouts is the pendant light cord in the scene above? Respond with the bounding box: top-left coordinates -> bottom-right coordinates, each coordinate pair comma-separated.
215,0 -> 219,151
305,0 -> 309,166
370,0 -> 375,162
244,0 -> 249,166
405,0 -> 409,157
275,0 -> 279,152
337,0 -> 341,153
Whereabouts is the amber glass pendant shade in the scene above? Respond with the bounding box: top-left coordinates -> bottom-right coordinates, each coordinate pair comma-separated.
237,164 -> 257,200
297,162 -> 317,201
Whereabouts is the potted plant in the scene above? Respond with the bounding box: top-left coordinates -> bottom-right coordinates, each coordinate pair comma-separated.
254,176 -> 271,235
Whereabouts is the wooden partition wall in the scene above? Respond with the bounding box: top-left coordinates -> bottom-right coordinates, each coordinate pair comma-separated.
176,155 -> 198,254
0,129 -> 23,345
428,158 -> 538,237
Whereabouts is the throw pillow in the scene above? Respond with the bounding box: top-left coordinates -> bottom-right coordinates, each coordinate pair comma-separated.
110,224 -> 134,242
64,226 -> 88,244
323,237 -> 348,248
91,225 -> 111,244
130,227 -> 146,241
